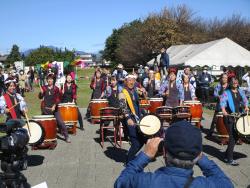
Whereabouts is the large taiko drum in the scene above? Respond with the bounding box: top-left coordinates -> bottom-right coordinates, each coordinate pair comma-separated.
32,115 -> 57,142
90,99 -> 109,119
216,112 -> 229,144
216,113 -> 229,137
148,98 -> 163,113
58,103 -> 78,123
183,101 -> 203,122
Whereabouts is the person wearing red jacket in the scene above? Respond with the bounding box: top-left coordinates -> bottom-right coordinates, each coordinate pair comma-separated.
61,73 -> 84,130
39,73 -> 70,143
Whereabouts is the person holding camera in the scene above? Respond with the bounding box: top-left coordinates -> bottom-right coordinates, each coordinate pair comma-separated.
0,77 -> 27,121
115,120 -> 233,188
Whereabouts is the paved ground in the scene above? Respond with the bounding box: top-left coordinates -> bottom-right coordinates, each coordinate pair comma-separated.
19,108 -> 250,188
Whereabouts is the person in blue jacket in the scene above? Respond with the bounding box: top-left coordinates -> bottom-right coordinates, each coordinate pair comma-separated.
115,120 -> 233,188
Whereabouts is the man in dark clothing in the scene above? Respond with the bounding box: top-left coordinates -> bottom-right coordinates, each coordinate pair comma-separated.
159,47 -> 169,76
115,120 -> 233,188
197,66 -> 212,103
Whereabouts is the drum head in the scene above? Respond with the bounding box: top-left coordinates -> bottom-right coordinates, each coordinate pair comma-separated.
32,115 -> 54,119
236,116 -> 250,136
58,103 -> 76,107
23,120 -> 45,145
139,115 -> 161,136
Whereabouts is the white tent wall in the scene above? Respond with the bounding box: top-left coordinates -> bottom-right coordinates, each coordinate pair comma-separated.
147,38 -> 250,68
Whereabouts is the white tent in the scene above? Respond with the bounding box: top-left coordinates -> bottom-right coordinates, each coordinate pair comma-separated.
148,38 -> 250,67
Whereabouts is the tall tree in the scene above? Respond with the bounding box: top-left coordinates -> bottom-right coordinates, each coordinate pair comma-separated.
5,44 -> 22,66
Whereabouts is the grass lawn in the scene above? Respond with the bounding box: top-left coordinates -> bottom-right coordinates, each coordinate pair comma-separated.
0,68 -> 94,123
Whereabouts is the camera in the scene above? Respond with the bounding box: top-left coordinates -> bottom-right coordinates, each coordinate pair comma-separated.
0,119 -> 30,188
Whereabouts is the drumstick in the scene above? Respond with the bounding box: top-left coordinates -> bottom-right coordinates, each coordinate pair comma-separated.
8,102 -> 21,111
24,112 -> 31,136
135,123 -> 150,127
247,111 -> 250,127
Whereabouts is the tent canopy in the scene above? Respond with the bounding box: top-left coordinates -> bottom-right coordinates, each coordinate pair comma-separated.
148,38 -> 250,67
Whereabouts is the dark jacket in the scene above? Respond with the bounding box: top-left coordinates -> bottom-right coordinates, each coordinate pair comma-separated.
197,72 -> 212,88
160,52 -> 169,67
115,152 -> 233,188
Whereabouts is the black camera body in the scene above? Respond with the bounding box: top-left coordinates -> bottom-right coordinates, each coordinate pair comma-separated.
0,119 -> 30,188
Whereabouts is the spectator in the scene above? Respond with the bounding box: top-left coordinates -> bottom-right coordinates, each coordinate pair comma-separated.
27,67 -> 34,91
242,70 -> 250,96
159,47 -> 169,76
115,120 -> 233,188
197,66 -> 212,104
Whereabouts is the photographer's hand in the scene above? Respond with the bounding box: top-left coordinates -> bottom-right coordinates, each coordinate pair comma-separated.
144,137 -> 162,159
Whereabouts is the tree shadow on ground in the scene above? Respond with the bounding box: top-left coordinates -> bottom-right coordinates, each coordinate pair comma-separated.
27,155 -> 44,167
203,144 -> 247,162
103,146 -> 127,163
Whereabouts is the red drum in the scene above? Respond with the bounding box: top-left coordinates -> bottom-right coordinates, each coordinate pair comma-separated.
148,98 -> 163,113
58,103 -> 78,134
156,106 -> 173,122
58,103 -> 78,123
183,101 -> 203,122
90,99 -> 109,123
32,115 -> 57,149
216,112 -> 229,144
139,99 -> 150,111
173,106 -> 191,120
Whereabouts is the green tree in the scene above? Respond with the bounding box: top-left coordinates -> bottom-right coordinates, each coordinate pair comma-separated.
5,44 -> 22,66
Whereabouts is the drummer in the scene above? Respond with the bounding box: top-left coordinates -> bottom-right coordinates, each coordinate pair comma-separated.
182,74 -> 196,101
90,69 -> 105,99
207,73 -> 229,136
143,70 -> 158,98
220,77 -> 249,166
0,77 -> 28,121
39,73 -> 70,143
61,73 -> 84,131
106,76 -> 119,108
119,74 -> 146,164
159,68 -> 184,107
85,69 -> 105,119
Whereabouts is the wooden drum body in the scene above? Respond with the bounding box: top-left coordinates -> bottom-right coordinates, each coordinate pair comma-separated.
32,115 -> 57,149
90,99 -> 109,123
58,103 -> 78,134
156,106 -> 173,123
149,98 -> 163,114
183,101 -> 203,123
139,99 -> 150,111
173,106 -> 191,120
216,112 -> 229,144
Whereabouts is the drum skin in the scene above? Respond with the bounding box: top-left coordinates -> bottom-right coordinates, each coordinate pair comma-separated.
183,101 -> 202,122
58,103 -> 78,122
32,116 -> 57,141
216,113 -> 229,137
90,99 -> 109,118
148,98 -> 163,113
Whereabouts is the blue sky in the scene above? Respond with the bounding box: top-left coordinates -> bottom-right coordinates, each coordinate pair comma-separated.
1,0 -> 249,54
